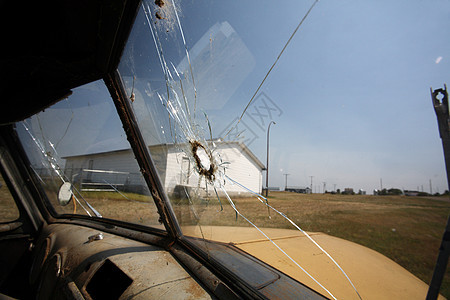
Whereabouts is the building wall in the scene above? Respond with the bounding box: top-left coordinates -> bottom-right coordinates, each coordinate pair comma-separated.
218,143 -> 262,196
64,150 -> 140,183
164,143 -> 263,197
64,143 -> 263,197
148,146 -> 168,187
164,147 -> 188,193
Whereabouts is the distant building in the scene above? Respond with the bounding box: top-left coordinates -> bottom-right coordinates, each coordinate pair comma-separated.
404,190 -> 419,196
285,187 -> 311,194
63,141 -> 264,197
342,188 -> 354,195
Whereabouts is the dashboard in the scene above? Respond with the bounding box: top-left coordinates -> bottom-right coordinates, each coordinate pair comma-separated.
30,223 -> 212,300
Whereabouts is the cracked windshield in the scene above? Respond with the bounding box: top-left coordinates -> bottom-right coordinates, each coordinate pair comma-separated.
15,0 -> 450,299
16,80 -> 162,228
118,1 -> 450,298
116,0 -> 450,298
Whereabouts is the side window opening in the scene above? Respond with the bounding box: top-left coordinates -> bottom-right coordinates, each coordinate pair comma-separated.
0,171 -> 20,224
15,80 -> 164,230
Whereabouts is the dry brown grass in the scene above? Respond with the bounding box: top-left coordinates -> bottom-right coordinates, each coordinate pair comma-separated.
51,191 -> 162,227
2,177 -> 450,297
172,191 -> 450,297
0,176 -> 20,222
246,192 -> 450,297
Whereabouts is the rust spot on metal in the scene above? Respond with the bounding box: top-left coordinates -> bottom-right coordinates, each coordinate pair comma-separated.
186,275 -> 210,298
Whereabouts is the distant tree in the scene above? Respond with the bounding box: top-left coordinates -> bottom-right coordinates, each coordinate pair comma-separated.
388,188 -> 403,195
378,188 -> 388,195
336,189 -> 341,194
378,188 -> 403,196
417,191 -> 430,196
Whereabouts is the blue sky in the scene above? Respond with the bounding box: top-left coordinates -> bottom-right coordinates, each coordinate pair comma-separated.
26,0 -> 450,195
178,0 -> 450,193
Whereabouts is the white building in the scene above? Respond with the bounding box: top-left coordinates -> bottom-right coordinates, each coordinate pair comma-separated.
63,141 -> 264,197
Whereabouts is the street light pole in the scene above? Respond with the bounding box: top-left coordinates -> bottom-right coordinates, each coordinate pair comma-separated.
266,121 -> 276,197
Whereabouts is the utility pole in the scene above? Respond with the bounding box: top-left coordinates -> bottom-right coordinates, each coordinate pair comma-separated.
309,176 -> 314,193
283,174 -> 290,190
430,179 -> 433,195
323,182 -> 326,193
380,178 -> 383,190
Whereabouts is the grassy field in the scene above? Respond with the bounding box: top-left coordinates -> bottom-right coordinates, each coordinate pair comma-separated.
164,191 -> 450,297
0,177 -> 20,222
237,192 -> 450,298
50,189 -> 450,298
2,174 -> 450,297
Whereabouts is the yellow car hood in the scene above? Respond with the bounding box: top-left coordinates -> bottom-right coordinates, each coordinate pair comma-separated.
183,226 -> 444,300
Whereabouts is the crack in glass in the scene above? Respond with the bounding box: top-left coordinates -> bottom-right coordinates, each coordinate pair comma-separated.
122,1 -> 362,298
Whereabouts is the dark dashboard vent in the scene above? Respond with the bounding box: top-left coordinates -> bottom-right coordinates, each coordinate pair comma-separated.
86,259 -> 133,300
